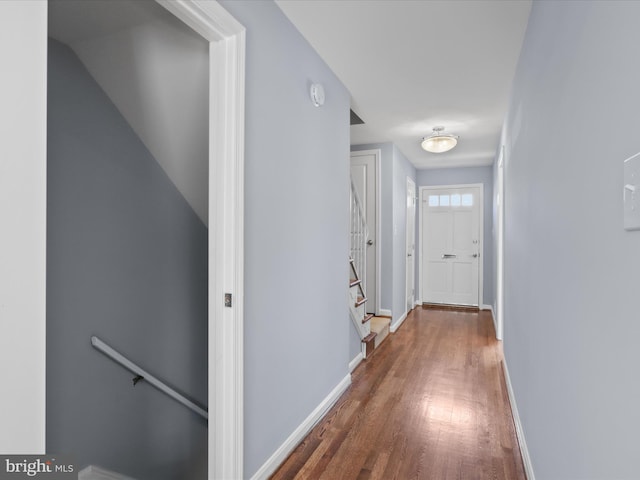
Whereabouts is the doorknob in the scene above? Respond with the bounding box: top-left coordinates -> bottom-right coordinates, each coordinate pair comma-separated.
472,253 -> 479,258
407,253 -> 412,257
367,239 -> 374,246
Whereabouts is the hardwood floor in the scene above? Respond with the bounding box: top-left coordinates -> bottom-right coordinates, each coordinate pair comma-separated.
270,307 -> 526,480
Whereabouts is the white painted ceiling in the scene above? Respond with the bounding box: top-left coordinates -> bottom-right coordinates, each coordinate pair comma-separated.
49,0 -> 209,224
276,0 -> 532,169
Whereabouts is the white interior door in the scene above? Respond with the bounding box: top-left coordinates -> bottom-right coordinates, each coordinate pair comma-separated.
350,151 -> 378,314
421,186 -> 481,306
406,178 -> 416,312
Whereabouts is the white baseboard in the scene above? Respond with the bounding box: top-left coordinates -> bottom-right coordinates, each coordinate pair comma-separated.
378,308 -> 392,317
502,360 -> 536,480
482,304 -> 501,340
390,311 -> 407,333
250,374 -> 351,480
415,300 -> 422,307
349,352 -> 363,372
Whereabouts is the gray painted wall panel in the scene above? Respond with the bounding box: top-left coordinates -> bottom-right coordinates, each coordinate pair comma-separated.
47,39 -> 207,479
502,2 -> 640,478
219,1 -> 351,476
416,166 -> 494,306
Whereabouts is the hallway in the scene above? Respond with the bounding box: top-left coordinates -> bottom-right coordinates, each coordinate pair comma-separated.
271,308 -> 526,479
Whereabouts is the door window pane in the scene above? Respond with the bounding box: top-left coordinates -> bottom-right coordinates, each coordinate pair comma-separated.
451,194 -> 461,206
439,195 -> 450,206
462,194 -> 473,206
428,195 -> 439,207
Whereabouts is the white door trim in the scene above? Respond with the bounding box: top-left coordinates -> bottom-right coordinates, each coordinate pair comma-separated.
405,177 -> 416,316
156,2 -> 245,478
418,183 -> 484,308
496,146 -> 505,340
350,149 -> 381,314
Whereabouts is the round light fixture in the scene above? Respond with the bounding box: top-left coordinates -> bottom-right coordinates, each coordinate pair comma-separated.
421,126 -> 459,153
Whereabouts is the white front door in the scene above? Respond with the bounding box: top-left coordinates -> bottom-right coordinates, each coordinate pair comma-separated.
350,151 -> 378,314
406,178 -> 416,312
421,185 -> 481,306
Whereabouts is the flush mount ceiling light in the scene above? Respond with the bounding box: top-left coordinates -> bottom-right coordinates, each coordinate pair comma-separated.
421,126 -> 459,153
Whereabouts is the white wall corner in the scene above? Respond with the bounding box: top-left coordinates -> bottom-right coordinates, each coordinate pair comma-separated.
349,352 -> 364,373
250,374 -> 351,480
390,311 -> 408,333
502,360 -> 536,480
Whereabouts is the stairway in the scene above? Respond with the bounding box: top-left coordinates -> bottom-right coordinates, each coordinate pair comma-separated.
370,316 -> 390,349
349,258 -> 377,357
349,178 -> 389,358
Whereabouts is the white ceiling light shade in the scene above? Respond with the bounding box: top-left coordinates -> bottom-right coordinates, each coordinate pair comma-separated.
421,126 -> 459,153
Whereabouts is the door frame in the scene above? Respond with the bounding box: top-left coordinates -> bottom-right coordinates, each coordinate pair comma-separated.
156,2 -> 245,478
350,149 -> 381,315
418,183 -> 484,307
496,146 -> 505,340
405,177 -> 416,314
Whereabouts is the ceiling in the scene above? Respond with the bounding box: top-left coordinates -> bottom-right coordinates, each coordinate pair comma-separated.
276,0 -> 532,169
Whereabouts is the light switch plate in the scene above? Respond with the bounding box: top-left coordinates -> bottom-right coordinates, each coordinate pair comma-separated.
624,152 -> 640,231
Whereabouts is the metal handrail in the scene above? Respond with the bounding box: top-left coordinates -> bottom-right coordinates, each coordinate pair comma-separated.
91,336 -> 208,420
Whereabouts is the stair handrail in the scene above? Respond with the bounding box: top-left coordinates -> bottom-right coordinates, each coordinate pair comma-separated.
350,178 -> 369,292
91,335 -> 208,420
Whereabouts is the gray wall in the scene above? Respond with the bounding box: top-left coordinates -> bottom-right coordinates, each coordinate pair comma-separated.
416,166 -> 494,306
47,39 -> 207,479
501,2 -> 640,478
218,1 -> 351,477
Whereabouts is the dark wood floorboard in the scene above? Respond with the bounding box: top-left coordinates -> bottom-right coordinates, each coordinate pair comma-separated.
270,307 -> 526,480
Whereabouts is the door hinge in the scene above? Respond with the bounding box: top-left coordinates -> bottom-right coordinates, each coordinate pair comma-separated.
224,293 -> 232,308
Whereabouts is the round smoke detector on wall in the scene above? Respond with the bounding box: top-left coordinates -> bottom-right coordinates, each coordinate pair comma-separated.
310,83 -> 325,107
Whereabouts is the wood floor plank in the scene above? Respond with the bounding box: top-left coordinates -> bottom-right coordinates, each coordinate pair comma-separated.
270,308 -> 527,480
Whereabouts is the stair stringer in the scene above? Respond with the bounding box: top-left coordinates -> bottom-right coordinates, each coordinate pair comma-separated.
349,285 -> 370,340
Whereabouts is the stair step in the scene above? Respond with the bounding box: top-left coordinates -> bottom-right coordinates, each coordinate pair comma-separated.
370,317 -> 391,349
349,278 -> 361,288
355,296 -> 367,308
362,332 -> 377,343
362,313 -> 374,324
362,331 -> 377,358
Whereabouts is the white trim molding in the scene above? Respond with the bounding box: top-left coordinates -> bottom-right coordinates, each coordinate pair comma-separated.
378,308 -> 392,317
349,352 -> 364,373
155,2 -> 246,478
502,360 -> 536,480
251,375 -> 352,480
390,311 -> 408,333
481,304 -> 499,339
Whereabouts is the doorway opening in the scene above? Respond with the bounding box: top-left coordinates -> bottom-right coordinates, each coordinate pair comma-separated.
350,149 -> 381,315
47,1 -> 244,478
419,184 -> 484,308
